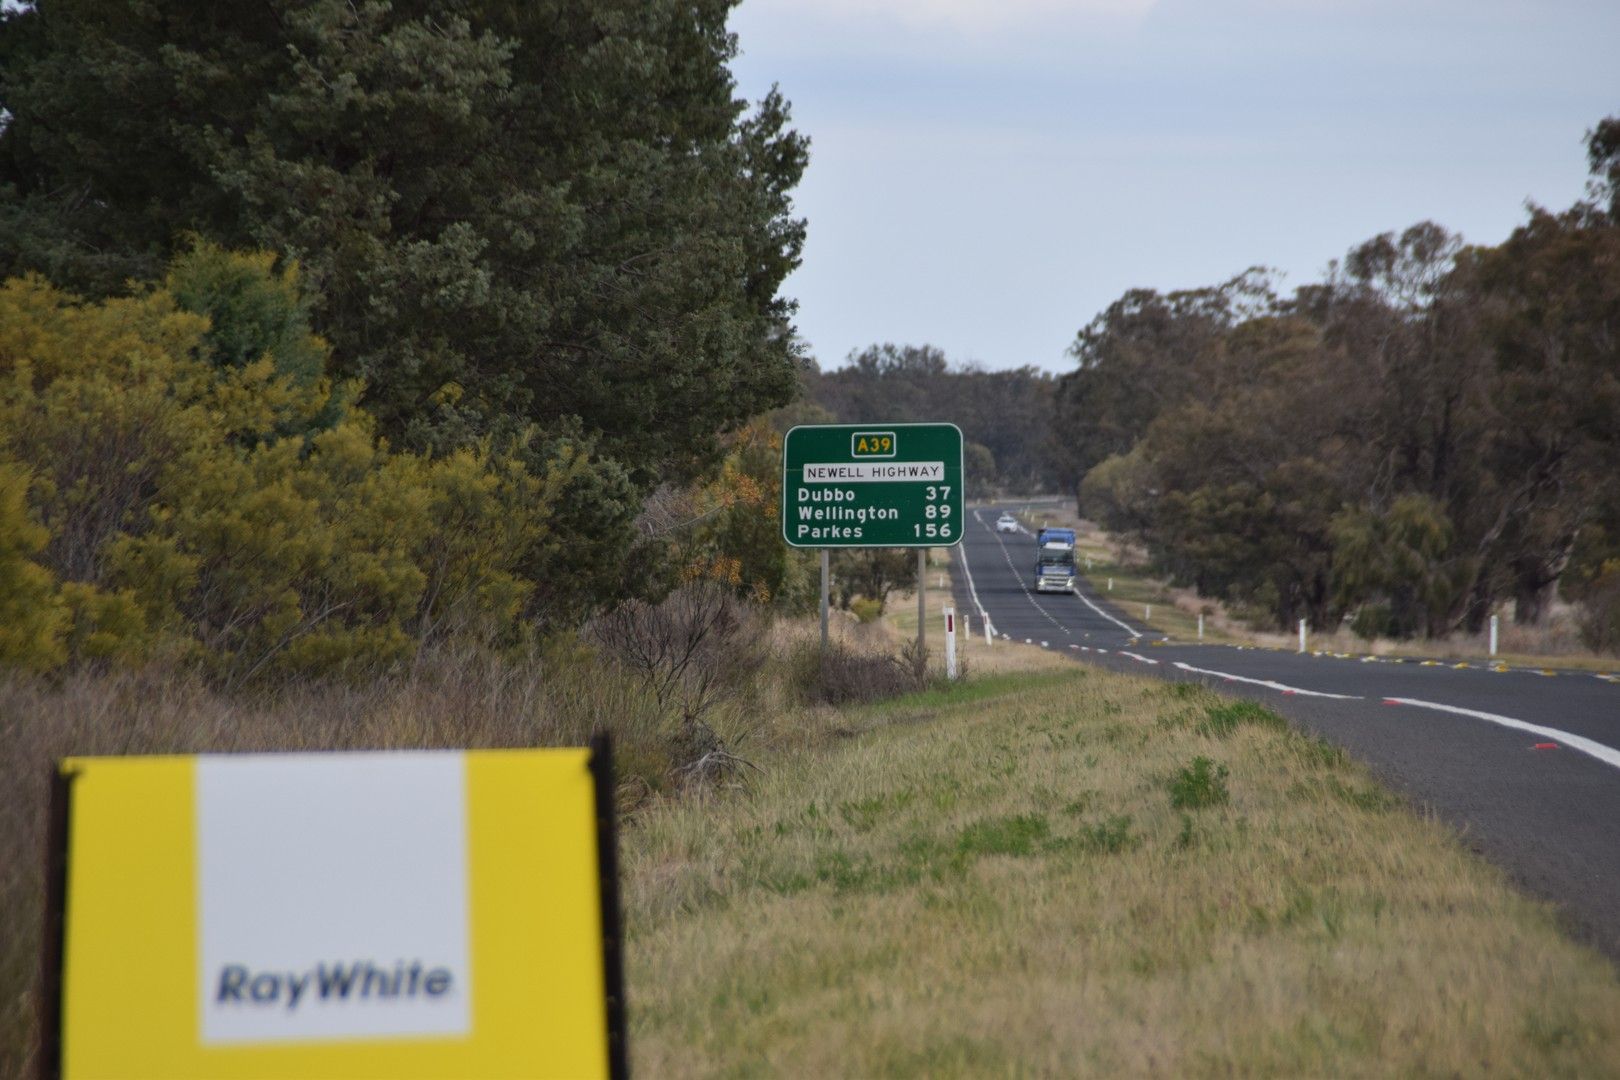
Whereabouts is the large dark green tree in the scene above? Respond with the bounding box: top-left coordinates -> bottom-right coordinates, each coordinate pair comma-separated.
0,0 -> 807,484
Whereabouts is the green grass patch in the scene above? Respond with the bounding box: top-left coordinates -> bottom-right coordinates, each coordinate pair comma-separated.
1048,814 -> 1137,855
1198,698 -> 1289,737
1295,736 -> 1350,772
956,813 -> 1050,857
858,667 -> 1081,716
1170,755 -> 1231,809
838,789 -> 915,832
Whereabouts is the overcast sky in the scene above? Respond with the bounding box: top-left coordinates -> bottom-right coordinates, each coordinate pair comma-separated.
728,0 -> 1620,373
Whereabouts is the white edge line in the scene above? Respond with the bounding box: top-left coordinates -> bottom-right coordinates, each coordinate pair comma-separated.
961,510 -> 993,629
1074,587 -> 1141,638
1387,697 -> 1620,772
1172,661 -> 1362,700
1120,651 -> 1160,665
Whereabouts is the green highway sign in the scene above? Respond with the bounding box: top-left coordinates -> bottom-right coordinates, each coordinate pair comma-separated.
781,423 -> 964,548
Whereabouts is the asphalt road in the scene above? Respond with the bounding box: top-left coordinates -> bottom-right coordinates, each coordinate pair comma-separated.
951,504 -> 1620,962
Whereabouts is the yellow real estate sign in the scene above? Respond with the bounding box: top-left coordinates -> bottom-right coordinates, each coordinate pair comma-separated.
46,745 -> 624,1079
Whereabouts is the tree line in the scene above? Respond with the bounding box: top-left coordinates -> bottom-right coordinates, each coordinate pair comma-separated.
0,0 -> 812,674
1052,115 -> 1620,649
794,344 -> 1064,495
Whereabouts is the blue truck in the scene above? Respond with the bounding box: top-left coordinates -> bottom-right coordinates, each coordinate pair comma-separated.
1034,527 -> 1077,593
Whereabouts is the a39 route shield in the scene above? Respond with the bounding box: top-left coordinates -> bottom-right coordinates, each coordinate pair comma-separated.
781,423 -> 964,548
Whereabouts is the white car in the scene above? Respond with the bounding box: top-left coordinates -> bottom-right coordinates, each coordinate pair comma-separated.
995,513 -> 1020,533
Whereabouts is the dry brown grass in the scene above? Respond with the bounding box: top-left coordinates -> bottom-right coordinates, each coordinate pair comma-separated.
625,657 -> 1620,1077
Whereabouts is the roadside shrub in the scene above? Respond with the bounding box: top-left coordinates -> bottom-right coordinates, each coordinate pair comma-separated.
688,423 -> 819,615
1170,756 -> 1231,809
1331,496 -> 1471,640
790,641 -> 917,706
0,261 -> 580,680
1350,603 -> 1394,640
588,582 -> 772,786
850,597 -> 884,623
1577,562 -> 1620,655
899,636 -> 930,684
0,463 -> 67,670
589,582 -> 768,724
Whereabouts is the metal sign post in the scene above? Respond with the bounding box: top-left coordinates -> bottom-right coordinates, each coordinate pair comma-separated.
917,548 -> 927,663
819,548 -> 830,651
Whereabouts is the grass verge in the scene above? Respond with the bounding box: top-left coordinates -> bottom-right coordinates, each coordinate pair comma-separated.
625,658 -> 1620,1076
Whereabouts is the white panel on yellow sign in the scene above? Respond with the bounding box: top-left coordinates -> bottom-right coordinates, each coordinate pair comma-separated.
196,753 -> 471,1044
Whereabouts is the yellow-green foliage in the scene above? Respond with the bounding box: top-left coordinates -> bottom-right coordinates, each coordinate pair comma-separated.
0,463 -> 67,670
850,597 -> 884,624
0,262 -> 577,679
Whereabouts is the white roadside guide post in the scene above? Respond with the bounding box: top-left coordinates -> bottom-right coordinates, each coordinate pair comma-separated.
1298,618 -> 1308,653
1489,614 -> 1500,657
944,605 -> 958,679
1197,613 -> 1204,640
